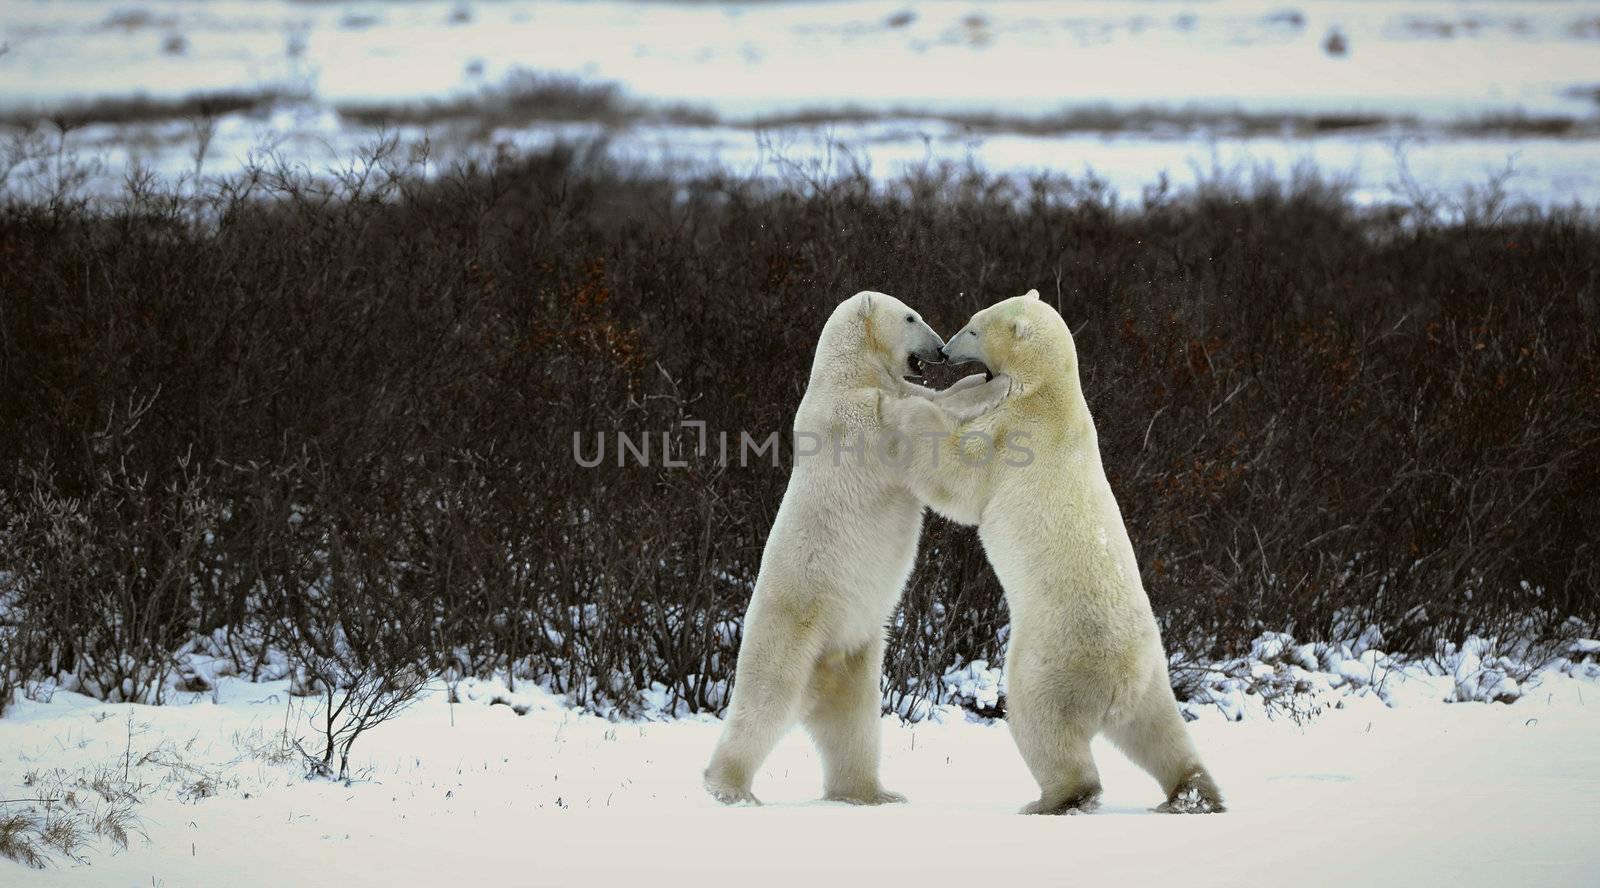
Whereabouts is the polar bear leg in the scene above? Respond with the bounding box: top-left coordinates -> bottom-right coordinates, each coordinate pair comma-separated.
803,639 -> 905,805
1106,679 -> 1225,814
1007,683 -> 1103,814
704,620 -> 821,805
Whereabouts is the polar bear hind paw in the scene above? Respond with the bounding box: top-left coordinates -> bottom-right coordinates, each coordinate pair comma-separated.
825,787 -> 908,806
1022,788 -> 1102,815
1156,773 -> 1225,814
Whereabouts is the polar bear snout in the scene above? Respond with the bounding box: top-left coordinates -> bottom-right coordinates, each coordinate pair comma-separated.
939,325 -> 983,366
906,319 -> 946,376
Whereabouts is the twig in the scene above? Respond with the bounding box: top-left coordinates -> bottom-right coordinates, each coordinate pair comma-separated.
123,707 -> 133,782
1141,405 -> 1166,452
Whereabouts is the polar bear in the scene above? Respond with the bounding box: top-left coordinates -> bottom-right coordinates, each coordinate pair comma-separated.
703,291 -> 1010,806
882,289 -> 1225,815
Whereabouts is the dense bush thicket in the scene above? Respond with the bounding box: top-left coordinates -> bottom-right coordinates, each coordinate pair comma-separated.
1,142 -> 1596,717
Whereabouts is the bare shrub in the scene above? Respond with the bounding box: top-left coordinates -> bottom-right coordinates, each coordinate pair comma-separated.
0,142 -> 1595,721
290,657 -> 426,782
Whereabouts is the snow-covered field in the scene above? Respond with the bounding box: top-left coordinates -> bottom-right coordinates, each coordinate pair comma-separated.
5,655 -> 1600,886
5,4 -> 1600,884
22,109 -> 1600,211
7,0 -> 1600,118
3,0 -> 1600,206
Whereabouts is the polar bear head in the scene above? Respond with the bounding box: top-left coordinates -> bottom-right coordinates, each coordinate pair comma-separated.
814,291 -> 947,384
939,289 -> 1076,391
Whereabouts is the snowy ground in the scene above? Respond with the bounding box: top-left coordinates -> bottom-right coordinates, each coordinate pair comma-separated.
18,109 -> 1600,212
5,5 -> 1599,883
7,0 -> 1600,119
4,661 -> 1599,887
3,0 -> 1600,207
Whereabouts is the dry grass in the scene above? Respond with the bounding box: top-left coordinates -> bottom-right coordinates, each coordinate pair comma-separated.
335,70 -> 716,132
11,72 -> 1586,140
0,89 -> 301,130
0,770 -> 139,868
0,722 -> 310,867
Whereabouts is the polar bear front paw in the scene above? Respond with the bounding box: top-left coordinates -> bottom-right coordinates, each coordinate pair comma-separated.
825,787 -> 908,806
946,374 -> 1013,423
705,780 -> 762,806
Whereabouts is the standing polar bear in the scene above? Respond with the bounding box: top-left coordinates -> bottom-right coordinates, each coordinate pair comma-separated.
885,289 -> 1225,815
704,291 -> 1009,806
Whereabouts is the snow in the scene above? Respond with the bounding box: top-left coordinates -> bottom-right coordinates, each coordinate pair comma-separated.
4,659 -> 1599,886
14,111 -> 1600,214
3,1 -> 1600,208
4,4 -> 1598,881
5,1 -> 1600,120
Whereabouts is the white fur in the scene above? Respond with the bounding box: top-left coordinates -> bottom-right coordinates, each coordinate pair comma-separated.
883,289 -> 1225,814
703,291 -> 984,806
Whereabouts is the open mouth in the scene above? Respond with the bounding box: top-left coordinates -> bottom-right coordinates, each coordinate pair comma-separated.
906,349 -> 948,379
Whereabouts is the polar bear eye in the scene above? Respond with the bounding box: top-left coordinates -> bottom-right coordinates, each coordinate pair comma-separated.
968,330 -> 978,336
905,314 -> 914,323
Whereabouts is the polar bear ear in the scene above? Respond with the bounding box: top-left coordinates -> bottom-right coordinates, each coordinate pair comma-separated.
1023,288 -> 1040,301
857,292 -> 875,316
1011,315 -> 1036,341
